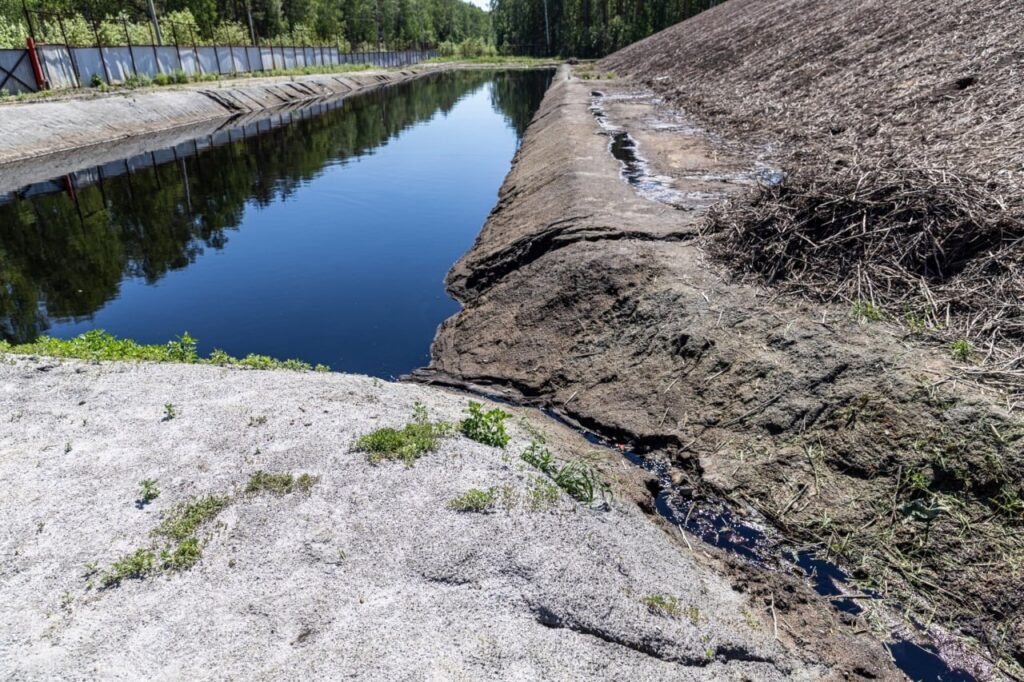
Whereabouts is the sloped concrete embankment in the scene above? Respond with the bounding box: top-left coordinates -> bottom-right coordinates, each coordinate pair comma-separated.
418,66 -> 1024,673
0,69 -> 429,171
3,356 -> 826,680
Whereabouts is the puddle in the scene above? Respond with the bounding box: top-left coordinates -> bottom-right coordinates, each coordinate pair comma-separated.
536,407 -> 979,682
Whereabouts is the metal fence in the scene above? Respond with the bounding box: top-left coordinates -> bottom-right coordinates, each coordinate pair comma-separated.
1,43 -> 437,95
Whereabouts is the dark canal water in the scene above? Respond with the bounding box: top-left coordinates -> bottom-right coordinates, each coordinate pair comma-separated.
0,69 -> 551,377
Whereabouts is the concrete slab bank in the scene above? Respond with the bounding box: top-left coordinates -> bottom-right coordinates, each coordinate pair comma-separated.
0,357 -> 832,680
0,68 -> 434,169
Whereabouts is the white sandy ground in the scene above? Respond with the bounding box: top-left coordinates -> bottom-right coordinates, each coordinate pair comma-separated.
0,357 -> 826,680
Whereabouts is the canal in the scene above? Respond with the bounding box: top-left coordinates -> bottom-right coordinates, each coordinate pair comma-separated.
0,68 -> 552,377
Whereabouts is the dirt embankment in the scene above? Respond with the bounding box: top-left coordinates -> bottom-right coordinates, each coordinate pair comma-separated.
0,68 -> 433,174
600,0 -> 1024,376
417,66 -> 1024,675
0,356 -> 889,680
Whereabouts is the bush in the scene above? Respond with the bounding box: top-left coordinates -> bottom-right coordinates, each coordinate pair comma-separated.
90,73 -> 103,87
172,68 -> 189,84
153,72 -> 172,86
460,401 -> 510,448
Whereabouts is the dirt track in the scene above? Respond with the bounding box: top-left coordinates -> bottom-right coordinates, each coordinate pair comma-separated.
417,66 -> 1023,676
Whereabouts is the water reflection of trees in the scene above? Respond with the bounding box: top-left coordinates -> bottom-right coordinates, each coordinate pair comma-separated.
0,69 -> 551,343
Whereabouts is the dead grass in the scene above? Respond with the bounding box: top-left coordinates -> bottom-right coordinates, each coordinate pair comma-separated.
702,158 -> 1024,402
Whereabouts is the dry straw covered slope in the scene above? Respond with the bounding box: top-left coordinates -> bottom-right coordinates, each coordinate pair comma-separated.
601,0 -> 1024,386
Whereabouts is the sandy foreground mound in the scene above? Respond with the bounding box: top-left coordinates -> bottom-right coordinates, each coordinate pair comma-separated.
0,358 -> 831,680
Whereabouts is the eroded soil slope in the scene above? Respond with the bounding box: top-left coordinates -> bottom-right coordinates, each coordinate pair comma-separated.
419,68 -> 1023,675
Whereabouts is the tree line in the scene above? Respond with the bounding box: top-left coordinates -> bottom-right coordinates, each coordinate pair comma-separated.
0,0 -> 490,49
491,0 -> 723,56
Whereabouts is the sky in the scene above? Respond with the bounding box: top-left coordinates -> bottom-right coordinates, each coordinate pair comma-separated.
465,0 -> 490,9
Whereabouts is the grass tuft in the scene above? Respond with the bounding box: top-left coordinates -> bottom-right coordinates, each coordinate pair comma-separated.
642,594 -> 681,617
448,487 -> 497,512
100,549 -> 156,587
0,330 -> 328,372
244,471 -> 319,495
155,495 -> 231,542
355,402 -> 454,466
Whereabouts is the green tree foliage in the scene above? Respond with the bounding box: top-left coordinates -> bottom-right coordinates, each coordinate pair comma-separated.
491,0 -> 724,57
0,0 -> 490,48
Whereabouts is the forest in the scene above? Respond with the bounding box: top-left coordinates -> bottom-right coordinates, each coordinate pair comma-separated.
491,0 -> 723,56
0,0 -> 721,54
0,0 -> 491,49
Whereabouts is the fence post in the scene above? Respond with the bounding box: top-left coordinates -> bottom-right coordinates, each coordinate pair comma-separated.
90,15 -> 111,85
190,27 -> 202,76
171,23 -> 183,72
123,15 -> 138,78
213,37 -> 222,74
57,13 -> 82,88
148,21 -> 162,74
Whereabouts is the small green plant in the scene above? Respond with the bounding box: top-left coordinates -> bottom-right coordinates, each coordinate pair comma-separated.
100,549 -> 156,587
527,476 -> 560,510
172,68 -> 189,84
851,300 -> 883,322
163,403 -> 177,420
355,404 -> 454,466
643,594 -> 681,617
123,73 -> 152,88
521,440 -> 555,473
551,459 -> 606,504
155,495 -> 230,542
139,479 -> 160,505
685,605 -> 701,626
90,73 -> 103,87
460,401 -> 510,448
153,71 -> 172,86
161,536 -> 202,570
448,487 -> 497,512
951,339 -> 973,361
244,471 -> 319,495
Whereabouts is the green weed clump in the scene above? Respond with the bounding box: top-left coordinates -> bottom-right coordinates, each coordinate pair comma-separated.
155,495 -> 230,542
448,487 -> 497,512
355,402 -> 455,466
139,479 -> 160,505
100,549 -> 156,587
642,594 -> 681,617
0,330 -> 328,372
520,439 -> 609,505
244,471 -> 319,495
951,339 -> 973,361
851,300 -> 884,322
460,401 -> 510,448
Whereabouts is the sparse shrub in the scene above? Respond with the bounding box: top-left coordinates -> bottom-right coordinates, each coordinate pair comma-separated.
90,73 -> 103,87
460,401 -> 510,448
123,73 -> 152,88
155,495 -> 230,542
139,479 -> 160,505
244,471 -> 319,495
448,487 -> 497,512
172,68 -> 189,84
0,329 -> 327,372
355,403 -> 454,466
951,339 -> 973,361
163,403 -> 177,421
521,440 -> 555,473
643,594 -> 681,617
527,476 -> 560,510
851,300 -> 883,322
161,537 -> 202,570
100,549 -> 156,587
551,459 -> 605,504
153,72 -> 172,86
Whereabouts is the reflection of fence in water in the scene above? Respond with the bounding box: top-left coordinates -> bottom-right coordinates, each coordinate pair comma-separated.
0,98 -> 344,207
